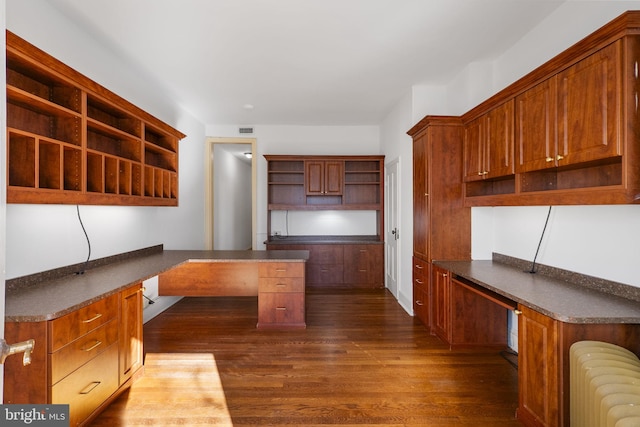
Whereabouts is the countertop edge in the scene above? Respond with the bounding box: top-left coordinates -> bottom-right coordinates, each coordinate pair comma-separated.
6,249 -> 310,322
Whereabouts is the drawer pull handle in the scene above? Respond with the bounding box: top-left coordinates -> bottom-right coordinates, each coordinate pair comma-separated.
276,307 -> 287,311
276,283 -> 287,287
80,381 -> 101,395
82,313 -> 103,324
359,269 -> 367,272
415,279 -> 423,284
275,269 -> 286,272
82,340 -> 102,352
359,249 -> 367,253
415,264 -> 423,269
415,300 -> 424,306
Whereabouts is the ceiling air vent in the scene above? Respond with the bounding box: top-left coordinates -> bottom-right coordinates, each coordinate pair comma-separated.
239,127 -> 254,134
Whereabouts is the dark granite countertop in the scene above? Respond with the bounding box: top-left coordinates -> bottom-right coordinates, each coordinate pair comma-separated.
266,235 -> 383,244
434,257 -> 640,324
5,249 -> 309,323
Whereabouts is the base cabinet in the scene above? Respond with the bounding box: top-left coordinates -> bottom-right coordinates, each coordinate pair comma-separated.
266,242 -> 383,288
257,262 -> 306,329
3,284 -> 144,426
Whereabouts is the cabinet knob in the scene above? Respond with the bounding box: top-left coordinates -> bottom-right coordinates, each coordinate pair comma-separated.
514,309 -> 523,315
556,155 -> 564,161
546,157 -> 554,162
442,273 -> 448,278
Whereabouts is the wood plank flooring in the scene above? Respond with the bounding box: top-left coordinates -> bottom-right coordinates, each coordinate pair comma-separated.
90,288 -> 522,426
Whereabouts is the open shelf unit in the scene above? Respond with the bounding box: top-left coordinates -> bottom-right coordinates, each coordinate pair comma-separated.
6,31 -> 185,206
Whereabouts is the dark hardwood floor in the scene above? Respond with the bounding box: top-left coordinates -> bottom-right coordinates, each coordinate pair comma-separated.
90,288 -> 522,426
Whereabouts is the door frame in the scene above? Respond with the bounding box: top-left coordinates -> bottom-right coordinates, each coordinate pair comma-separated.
384,157 -> 400,299
204,137 -> 257,250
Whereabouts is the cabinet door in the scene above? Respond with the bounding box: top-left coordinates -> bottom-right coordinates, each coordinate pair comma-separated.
463,117 -> 485,182
324,161 -> 344,195
119,284 -> 143,385
432,265 -> 451,342
343,244 -> 383,286
516,78 -> 558,173
485,100 -> 515,178
413,132 -> 429,260
517,305 -> 560,427
557,41 -> 622,166
305,160 -> 343,195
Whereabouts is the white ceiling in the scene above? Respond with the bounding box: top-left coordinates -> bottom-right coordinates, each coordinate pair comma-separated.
45,0 -> 565,126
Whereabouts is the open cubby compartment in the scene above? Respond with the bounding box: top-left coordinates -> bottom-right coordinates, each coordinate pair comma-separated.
306,195 -> 342,206
63,145 -> 82,191
87,94 -> 142,138
170,172 -> 178,199
344,184 -> 380,205
268,160 -> 304,173
520,157 -> 623,192
104,156 -> 119,194
38,141 -> 61,189
118,160 -> 132,195
144,123 -> 177,152
86,152 -> 104,193
7,100 -> 82,146
87,122 -> 142,162
465,176 -> 516,198
154,168 -> 163,197
145,143 -> 177,171
162,170 -> 172,198
144,166 -> 155,197
131,163 -> 143,196
6,53 -> 81,113
268,183 -> 305,206
344,160 -> 381,183
8,132 -> 36,188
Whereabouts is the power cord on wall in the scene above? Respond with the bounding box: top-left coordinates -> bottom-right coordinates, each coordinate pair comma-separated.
528,206 -> 552,274
76,205 -> 92,275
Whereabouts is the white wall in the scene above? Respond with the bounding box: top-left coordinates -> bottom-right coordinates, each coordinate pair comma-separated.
206,125 -> 382,248
5,0 -> 207,278
213,146 -> 252,250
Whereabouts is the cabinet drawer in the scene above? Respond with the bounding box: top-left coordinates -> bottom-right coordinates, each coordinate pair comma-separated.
258,293 -> 305,325
413,257 -> 429,290
307,264 -> 344,284
259,277 -> 304,293
50,318 -> 119,385
308,245 -> 343,264
49,294 -> 118,352
51,343 -> 118,427
258,262 -> 304,278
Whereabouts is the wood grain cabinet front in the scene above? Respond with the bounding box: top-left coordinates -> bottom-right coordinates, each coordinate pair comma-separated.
3,284 -> 144,426
412,257 -> 429,328
257,262 -> 306,329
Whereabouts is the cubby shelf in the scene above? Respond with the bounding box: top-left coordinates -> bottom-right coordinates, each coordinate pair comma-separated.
6,31 -> 184,206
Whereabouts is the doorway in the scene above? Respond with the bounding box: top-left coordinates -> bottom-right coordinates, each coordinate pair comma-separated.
385,158 -> 400,298
204,137 -> 257,250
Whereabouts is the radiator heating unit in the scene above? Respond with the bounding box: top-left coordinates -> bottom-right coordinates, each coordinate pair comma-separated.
570,341 -> 640,427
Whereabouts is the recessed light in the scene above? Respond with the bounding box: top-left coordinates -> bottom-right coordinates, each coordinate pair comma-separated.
244,152 -> 252,159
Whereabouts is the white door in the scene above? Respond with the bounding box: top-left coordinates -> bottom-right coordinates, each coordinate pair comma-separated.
385,158 -> 400,298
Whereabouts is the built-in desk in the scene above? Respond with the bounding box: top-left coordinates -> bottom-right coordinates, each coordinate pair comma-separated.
3,247 -> 309,426
433,257 -> 640,427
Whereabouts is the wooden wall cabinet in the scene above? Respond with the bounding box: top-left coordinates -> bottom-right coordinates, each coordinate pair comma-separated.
3,284 -> 144,426
266,155 -> 384,213
6,31 -> 184,206
305,160 -> 343,196
463,100 -> 515,182
408,116 -> 471,330
462,13 -> 640,206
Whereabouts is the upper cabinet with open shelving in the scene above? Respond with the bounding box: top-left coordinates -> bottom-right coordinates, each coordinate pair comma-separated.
460,11 -> 640,206
5,31 -> 185,206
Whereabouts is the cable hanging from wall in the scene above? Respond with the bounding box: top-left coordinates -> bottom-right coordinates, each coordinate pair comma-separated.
528,206 -> 552,274
76,205 -> 91,275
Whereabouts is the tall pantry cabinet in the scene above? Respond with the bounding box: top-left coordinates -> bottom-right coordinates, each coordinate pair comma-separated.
408,116 -> 471,332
